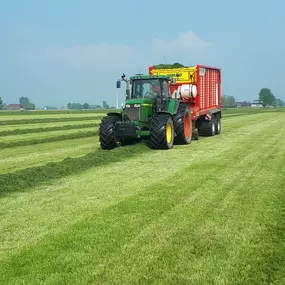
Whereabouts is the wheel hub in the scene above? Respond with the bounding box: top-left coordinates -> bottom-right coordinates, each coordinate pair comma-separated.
166,123 -> 173,143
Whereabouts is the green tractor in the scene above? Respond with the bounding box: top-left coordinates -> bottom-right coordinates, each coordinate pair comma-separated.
99,73 -> 195,150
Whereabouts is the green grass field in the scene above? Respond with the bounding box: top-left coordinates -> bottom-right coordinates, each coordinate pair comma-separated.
0,108 -> 284,284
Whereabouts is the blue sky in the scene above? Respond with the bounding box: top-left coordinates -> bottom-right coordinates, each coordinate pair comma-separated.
0,0 -> 284,108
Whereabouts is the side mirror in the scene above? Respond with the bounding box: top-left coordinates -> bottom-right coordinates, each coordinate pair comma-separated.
170,78 -> 176,85
116,80 -> 121,88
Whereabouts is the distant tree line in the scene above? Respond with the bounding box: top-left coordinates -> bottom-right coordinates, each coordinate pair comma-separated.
222,88 -> 284,108
67,103 -> 94,110
67,101 -> 116,110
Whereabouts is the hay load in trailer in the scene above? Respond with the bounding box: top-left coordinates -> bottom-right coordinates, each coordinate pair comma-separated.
99,63 -> 222,150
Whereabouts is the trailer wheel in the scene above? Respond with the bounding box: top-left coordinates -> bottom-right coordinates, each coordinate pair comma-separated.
173,103 -> 192,144
198,116 -> 216,137
99,115 -> 121,150
215,114 -> 221,135
149,114 -> 174,149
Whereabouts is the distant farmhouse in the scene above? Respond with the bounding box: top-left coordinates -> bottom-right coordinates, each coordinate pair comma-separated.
236,99 -> 264,108
236,101 -> 252,108
7,104 -> 25,111
250,99 -> 264,107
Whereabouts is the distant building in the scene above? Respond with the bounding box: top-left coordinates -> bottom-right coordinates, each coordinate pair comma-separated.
7,104 -> 25,111
236,101 -> 251,108
251,99 -> 264,107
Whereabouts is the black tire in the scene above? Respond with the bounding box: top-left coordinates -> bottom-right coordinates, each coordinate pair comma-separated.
149,114 -> 174,149
99,115 -> 121,150
215,114 -> 221,135
173,103 -> 192,145
198,116 -> 216,137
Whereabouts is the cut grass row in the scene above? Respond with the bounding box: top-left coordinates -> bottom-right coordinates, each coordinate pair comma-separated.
0,116 -> 102,125
0,130 -> 97,149
0,144 -> 145,196
0,109 -> 112,116
0,112 -> 106,121
0,111 -> 284,284
0,136 -> 98,174
0,118 -> 102,132
0,127 -> 97,143
0,123 -> 100,136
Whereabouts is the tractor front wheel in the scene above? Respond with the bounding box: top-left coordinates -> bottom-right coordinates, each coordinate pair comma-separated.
173,103 -> 192,144
99,115 -> 121,150
149,114 -> 174,149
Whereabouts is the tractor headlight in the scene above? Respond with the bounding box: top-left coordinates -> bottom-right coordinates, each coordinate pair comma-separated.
126,104 -> 131,108
134,104 -> 141,107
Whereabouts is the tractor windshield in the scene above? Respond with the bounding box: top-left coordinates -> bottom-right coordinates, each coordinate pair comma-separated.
131,79 -> 161,99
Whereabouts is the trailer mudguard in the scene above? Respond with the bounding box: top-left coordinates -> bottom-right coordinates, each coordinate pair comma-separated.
208,109 -> 222,118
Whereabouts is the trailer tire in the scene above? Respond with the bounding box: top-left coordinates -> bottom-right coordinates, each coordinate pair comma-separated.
215,114 -> 221,135
99,115 -> 121,150
149,114 -> 174,149
198,117 -> 216,137
173,103 -> 192,145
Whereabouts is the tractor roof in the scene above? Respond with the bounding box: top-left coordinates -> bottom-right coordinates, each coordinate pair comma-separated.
130,74 -> 170,80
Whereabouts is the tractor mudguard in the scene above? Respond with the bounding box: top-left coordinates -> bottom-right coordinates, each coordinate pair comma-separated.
173,101 -> 180,115
154,111 -> 171,116
173,101 -> 183,115
107,112 -> 122,119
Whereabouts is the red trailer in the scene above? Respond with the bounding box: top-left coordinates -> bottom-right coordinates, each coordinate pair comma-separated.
149,64 -> 222,138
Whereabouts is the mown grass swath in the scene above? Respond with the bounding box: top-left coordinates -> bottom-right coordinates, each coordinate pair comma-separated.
0,136 -> 101,175
0,130 -> 98,149
0,144 -> 150,196
0,123 -> 100,136
0,109 -> 113,116
0,116 -> 102,125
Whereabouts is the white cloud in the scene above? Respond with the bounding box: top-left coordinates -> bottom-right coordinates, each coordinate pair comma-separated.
24,31 -> 213,72
151,31 -> 213,59
26,43 -> 137,70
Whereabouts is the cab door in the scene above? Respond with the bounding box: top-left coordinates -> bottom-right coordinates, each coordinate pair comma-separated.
162,79 -> 171,111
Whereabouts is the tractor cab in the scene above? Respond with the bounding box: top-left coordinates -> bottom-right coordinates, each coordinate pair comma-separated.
116,74 -> 173,122
130,76 -> 169,100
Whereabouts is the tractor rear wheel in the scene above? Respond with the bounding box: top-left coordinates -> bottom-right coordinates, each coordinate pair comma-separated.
173,103 -> 192,144
149,114 -> 174,149
99,115 -> 121,150
198,116 -> 216,137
